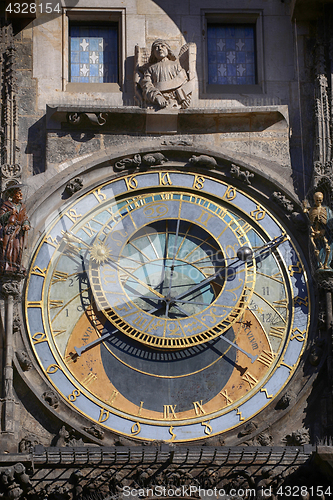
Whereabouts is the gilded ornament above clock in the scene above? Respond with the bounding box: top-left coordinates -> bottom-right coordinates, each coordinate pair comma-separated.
25,169 -> 310,442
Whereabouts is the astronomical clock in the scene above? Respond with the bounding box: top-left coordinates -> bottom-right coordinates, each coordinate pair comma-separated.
23,160 -> 311,444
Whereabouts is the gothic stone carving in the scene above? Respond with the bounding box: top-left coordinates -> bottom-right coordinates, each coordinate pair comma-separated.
230,163 -> 254,184
65,177 -> 83,196
42,390 -> 59,409
189,155 -> 217,168
135,40 -> 196,109
114,152 -> 168,171
0,185 -> 30,275
16,350 -> 32,371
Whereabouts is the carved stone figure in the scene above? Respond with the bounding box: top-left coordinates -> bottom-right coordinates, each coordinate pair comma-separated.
230,163 -> 254,184
189,155 -> 217,168
0,185 -> 30,274
65,177 -> 83,196
303,191 -> 333,269
135,40 -> 196,109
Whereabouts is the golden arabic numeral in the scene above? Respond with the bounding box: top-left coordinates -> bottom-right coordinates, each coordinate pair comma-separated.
131,423 -> 141,436
68,389 -> 81,402
250,205 -> 266,221
46,364 -> 62,374
93,188 -> 107,203
202,421 -> 213,435
193,175 -> 205,190
124,175 -> 138,190
193,400 -> 206,416
32,332 -> 47,345
98,409 -> 110,423
163,404 -> 177,419
290,328 -> 306,342
168,426 -> 176,442
223,185 -> 237,201
288,262 -> 302,276
159,172 -> 172,186
65,208 -> 82,223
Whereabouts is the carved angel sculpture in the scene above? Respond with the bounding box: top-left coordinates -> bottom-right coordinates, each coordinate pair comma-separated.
134,39 -> 197,109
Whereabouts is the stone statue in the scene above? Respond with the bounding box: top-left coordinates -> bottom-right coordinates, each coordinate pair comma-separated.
0,185 -> 30,274
135,39 -> 196,109
303,191 -> 333,269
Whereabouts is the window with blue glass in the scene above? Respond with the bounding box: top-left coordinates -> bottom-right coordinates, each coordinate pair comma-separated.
207,24 -> 256,85
69,23 -> 118,83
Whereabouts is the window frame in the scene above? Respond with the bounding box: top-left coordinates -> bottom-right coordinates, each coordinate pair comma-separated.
202,11 -> 264,96
63,8 -> 125,93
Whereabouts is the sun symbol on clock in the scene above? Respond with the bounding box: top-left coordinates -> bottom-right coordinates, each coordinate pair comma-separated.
90,242 -> 111,264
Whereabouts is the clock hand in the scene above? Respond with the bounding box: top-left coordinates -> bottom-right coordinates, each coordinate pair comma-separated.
103,258 -> 165,299
218,334 -> 257,363
74,330 -> 117,357
165,218 -> 181,317
175,234 -> 288,303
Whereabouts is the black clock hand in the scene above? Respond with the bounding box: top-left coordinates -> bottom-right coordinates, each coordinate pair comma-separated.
165,218 -> 181,317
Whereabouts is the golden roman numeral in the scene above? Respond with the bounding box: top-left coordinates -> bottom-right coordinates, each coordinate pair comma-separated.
32,266 -> 46,277
288,262 -> 302,276
257,350 -> 276,367
195,210 -> 214,227
52,271 -> 69,285
45,235 -> 59,248
27,301 -> 42,308
106,390 -> 119,406
193,400 -> 206,415
242,371 -> 258,388
273,298 -> 288,311
49,300 -> 64,309
269,326 -> 285,339
82,372 -> 97,386
81,222 -> 98,238
163,404 -> 177,419
53,329 -> 66,337
220,390 -> 233,406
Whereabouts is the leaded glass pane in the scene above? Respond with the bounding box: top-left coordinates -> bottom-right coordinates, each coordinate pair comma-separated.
207,24 -> 256,85
69,24 -> 118,83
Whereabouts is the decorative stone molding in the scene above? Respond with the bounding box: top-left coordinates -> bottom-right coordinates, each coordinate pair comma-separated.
83,424 -> 105,440
230,163 -> 254,184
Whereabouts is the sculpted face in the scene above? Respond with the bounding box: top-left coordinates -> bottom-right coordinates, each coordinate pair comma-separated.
153,42 -> 169,61
11,188 -> 23,203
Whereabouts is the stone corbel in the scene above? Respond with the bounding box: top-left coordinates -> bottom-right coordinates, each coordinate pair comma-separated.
67,112 -> 108,126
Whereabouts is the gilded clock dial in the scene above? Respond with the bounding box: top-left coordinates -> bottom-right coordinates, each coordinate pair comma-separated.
25,170 -> 310,442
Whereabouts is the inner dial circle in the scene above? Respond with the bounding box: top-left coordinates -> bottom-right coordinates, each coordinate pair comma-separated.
89,193 -> 255,349
121,220 -> 222,318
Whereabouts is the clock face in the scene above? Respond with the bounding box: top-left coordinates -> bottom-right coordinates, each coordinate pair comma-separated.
25,170 -> 310,442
